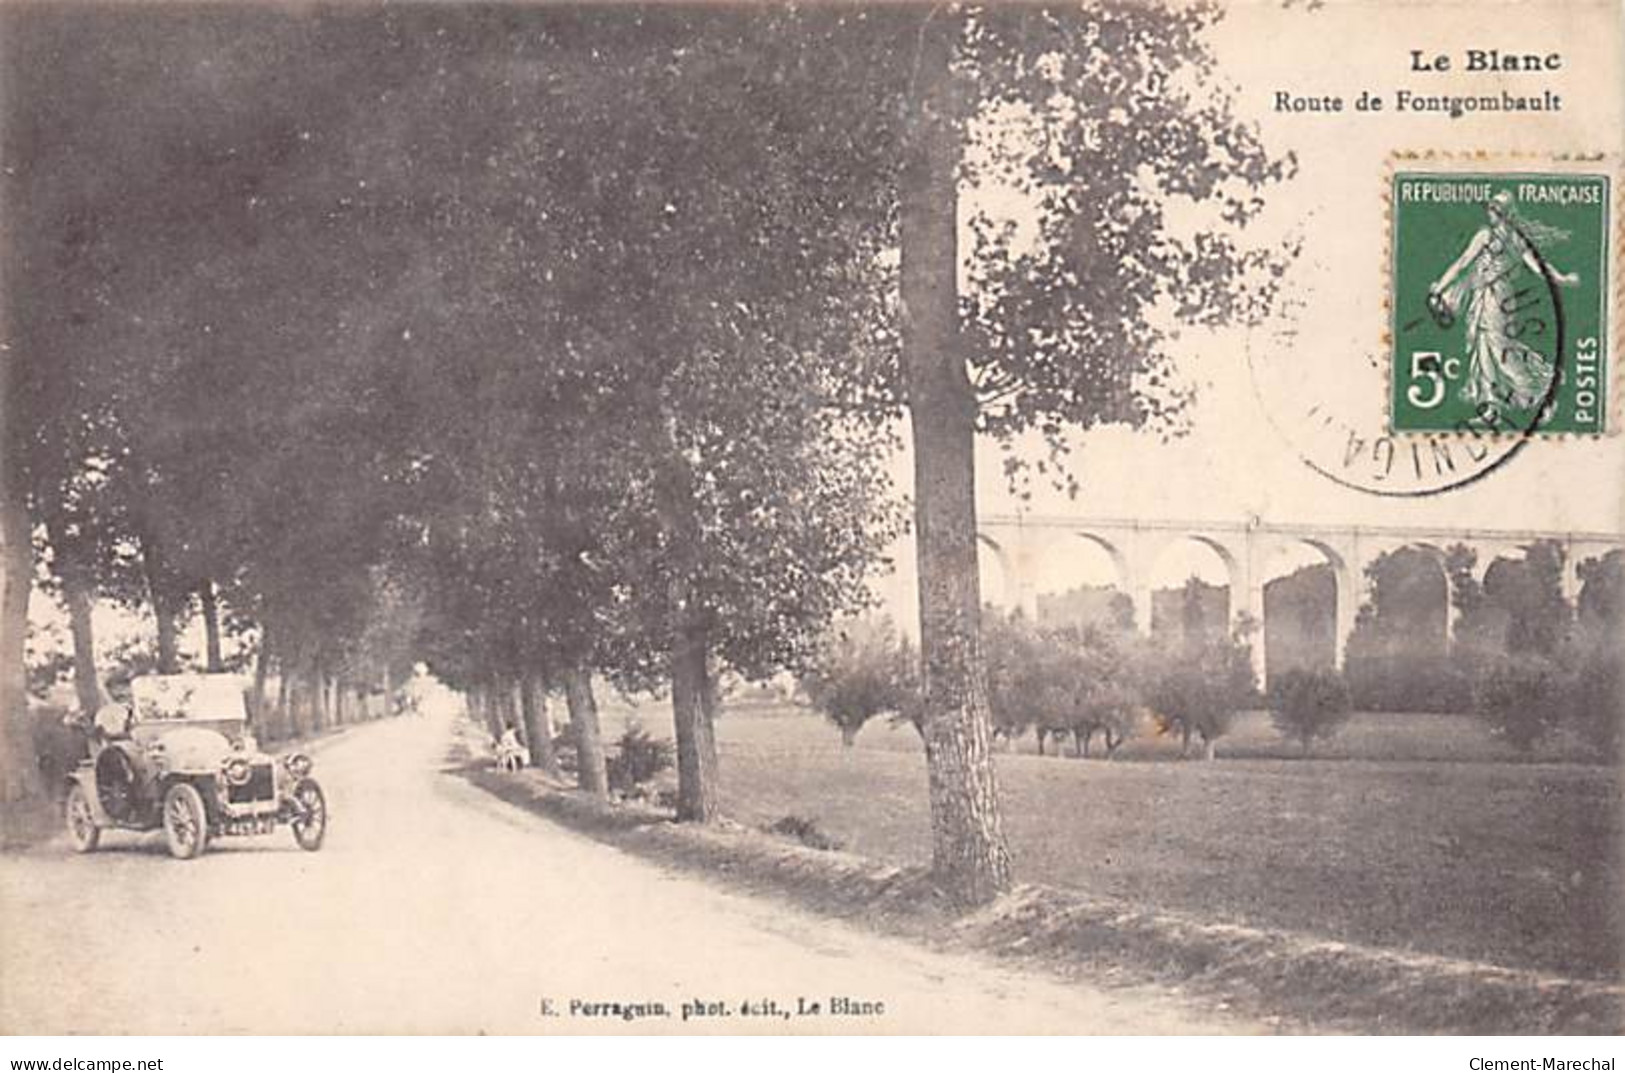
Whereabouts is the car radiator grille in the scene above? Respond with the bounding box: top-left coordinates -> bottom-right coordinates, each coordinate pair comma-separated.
227,763 -> 276,803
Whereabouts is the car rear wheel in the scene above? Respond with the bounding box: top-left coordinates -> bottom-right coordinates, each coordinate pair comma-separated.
162,783 -> 209,860
290,778 -> 326,852
65,784 -> 100,853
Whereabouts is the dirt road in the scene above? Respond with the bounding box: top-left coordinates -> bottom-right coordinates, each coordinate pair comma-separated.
1,712 -> 1257,1034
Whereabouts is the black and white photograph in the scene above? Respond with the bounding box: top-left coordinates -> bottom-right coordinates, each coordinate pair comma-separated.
0,0 -> 1621,1044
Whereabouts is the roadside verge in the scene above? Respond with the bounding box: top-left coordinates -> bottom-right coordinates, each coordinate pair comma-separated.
458,761 -> 1624,1035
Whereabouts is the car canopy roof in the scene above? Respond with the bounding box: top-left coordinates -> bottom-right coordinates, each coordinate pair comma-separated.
130,674 -> 248,724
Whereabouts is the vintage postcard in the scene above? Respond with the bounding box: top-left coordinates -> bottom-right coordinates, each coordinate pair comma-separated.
0,0 -> 1621,1041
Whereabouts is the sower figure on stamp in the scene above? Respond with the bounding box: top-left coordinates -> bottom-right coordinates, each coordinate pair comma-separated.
1428,190 -> 1580,410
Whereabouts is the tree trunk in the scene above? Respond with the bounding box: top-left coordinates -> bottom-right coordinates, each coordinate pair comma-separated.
502,682 -> 518,731
251,628 -> 272,728
519,672 -> 562,778
382,664 -> 395,719
302,669 -> 316,735
840,724 -> 858,748
61,558 -> 102,716
200,581 -> 222,672
498,681 -> 516,735
646,396 -> 724,823
1203,735 -> 1218,762
44,516 -> 102,715
289,667 -> 307,737
481,681 -> 505,739
562,666 -> 607,797
311,658 -> 328,732
140,534 -> 181,674
0,443 -> 43,837
275,658 -> 292,740
900,10 -> 1011,906
669,621 -> 720,822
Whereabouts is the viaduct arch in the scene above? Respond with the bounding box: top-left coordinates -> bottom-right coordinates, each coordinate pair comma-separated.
975,514 -> 1624,682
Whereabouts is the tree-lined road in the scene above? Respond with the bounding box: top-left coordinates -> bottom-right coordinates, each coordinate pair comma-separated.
0,714 -> 1253,1034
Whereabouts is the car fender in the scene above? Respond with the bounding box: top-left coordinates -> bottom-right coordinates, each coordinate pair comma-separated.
64,766 -> 113,827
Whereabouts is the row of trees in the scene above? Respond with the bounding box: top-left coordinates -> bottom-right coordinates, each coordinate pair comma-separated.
2,5 -> 1290,902
804,605 -> 1260,761
1343,543 -> 1620,713
806,548 -> 1625,763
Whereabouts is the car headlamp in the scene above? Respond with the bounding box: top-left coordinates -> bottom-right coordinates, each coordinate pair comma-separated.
224,757 -> 252,785
284,753 -> 313,778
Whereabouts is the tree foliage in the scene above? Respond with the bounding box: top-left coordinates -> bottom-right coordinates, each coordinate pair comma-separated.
1268,668 -> 1353,754
1,5 -> 1294,889
1474,655 -> 1565,754
1143,618 -> 1258,759
982,611 -> 1141,758
1344,547 -> 1466,713
800,617 -> 916,747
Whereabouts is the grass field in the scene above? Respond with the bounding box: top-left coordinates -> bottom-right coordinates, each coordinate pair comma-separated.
596,695 -> 1623,982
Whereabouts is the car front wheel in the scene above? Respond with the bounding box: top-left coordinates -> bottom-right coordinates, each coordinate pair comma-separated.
65,783 -> 100,853
289,778 -> 326,852
162,783 -> 209,860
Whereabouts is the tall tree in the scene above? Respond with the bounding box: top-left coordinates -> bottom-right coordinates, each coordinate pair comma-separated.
1343,547 -> 1460,712
887,5 -> 1290,898
0,324 -> 41,833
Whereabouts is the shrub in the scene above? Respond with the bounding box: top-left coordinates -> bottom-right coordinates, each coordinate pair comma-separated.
1010,621 -> 1142,758
1474,654 -> 1564,753
29,703 -> 85,799
1268,668 -> 1353,754
764,814 -> 844,852
1560,623 -> 1623,761
982,610 -> 1043,743
605,722 -> 673,793
1063,627 -> 1141,758
550,721 -> 580,775
1345,651 -> 1472,713
1139,621 -> 1258,760
800,617 -> 915,747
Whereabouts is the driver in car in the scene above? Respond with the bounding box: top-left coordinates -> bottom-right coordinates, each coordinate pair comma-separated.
90,672 -> 135,742
89,671 -> 150,820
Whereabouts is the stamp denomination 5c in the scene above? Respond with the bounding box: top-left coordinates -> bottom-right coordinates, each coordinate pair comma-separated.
1391,172 -> 1610,436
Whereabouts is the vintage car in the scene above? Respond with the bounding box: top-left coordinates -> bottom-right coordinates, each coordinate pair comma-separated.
63,673 -> 327,859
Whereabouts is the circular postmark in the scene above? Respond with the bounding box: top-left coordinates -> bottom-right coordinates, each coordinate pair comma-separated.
1247,169 -> 1602,497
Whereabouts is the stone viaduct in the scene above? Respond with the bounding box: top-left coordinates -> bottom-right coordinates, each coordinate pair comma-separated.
975,513 -> 1624,681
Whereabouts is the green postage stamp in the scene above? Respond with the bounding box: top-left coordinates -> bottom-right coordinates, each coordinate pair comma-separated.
1390,171 -> 1610,436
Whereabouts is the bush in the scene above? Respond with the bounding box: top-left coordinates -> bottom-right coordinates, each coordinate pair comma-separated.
605,722 -> 673,794
28,703 -> 86,799
1474,654 -> 1565,753
1345,651 -> 1473,713
982,610 -> 1043,743
1139,621 -> 1258,760
764,814 -> 844,852
978,613 -> 1141,758
550,721 -> 580,775
800,617 -> 916,747
1268,668 -> 1353,754
1560,624 -> 1623,761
